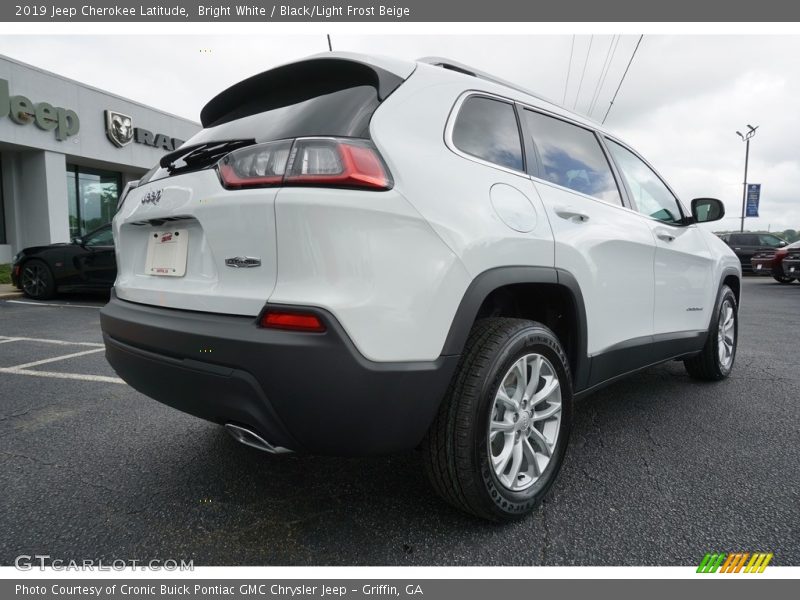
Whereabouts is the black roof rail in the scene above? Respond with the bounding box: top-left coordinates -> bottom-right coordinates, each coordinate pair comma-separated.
417,56 -> 587,121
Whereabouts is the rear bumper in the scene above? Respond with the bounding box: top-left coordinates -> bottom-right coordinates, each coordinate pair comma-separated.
100,292 -> 458,455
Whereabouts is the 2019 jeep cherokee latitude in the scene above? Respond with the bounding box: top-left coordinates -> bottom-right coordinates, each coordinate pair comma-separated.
100,52 -> 742,521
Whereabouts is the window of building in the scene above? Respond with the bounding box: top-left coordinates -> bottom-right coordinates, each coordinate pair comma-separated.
606,140 -> 683,223
0,154 -> 6,244
523,110 -> 622,205
66,165 -> 121,237
452,96 -> 524,172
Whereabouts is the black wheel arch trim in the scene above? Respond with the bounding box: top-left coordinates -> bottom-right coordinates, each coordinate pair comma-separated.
440,266 -> 590,391
718,266 -> 742,302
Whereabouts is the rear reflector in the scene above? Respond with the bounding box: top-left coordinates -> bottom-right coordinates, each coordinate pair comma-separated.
260,310 -> 326,333
217,137 -> 392,191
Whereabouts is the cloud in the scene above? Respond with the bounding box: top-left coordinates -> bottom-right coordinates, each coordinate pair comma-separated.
0,33 -> 797,231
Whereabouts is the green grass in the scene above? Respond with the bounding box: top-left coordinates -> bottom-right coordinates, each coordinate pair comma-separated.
0,263 -> 11,285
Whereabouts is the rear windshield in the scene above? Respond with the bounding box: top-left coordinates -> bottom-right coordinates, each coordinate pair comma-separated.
145,58 -> 405,183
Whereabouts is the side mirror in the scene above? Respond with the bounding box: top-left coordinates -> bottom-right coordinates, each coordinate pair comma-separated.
691,198 -> 725,223
72,236 -> 83,245
778,240 -> 788,247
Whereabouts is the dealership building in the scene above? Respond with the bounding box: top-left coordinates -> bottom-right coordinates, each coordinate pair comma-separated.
0,54 -> 201,263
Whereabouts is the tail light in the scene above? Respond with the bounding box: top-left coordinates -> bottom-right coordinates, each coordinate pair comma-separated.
260,310 -> 326,333
217,137 -> 392,191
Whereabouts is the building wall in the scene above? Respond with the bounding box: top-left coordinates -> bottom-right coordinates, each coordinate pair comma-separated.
0,54 -> 201,262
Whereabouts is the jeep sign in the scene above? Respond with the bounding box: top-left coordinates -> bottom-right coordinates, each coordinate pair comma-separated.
0,78 -> 80,141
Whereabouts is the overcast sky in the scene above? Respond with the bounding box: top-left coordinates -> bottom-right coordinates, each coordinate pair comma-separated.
1,34 -> 798,232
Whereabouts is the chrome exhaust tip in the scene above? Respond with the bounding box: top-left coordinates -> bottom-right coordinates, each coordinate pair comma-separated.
224,423 -> 292,454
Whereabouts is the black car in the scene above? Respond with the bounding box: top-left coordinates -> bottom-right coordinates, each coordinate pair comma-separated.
11,224 -> 116,299
717,231 -> 788,272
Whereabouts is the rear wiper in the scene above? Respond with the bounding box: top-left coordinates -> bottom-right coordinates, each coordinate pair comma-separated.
160,139 -> 255,173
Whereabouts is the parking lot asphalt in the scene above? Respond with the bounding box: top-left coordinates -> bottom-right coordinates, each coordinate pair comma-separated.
0,278 -> 798,566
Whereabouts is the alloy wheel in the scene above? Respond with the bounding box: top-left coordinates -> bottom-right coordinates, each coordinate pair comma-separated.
21,264 -> 47,298
488,353 -> 563,491
717,299 -> 735,369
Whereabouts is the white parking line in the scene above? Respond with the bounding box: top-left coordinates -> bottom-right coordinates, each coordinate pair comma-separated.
5,299 -> 102,309
0,368 -> 124,384
9,348 -> 105,370
0,335 -> 103,347
0,336 -> 123,384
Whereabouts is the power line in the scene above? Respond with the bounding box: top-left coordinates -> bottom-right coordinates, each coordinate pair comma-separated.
573,35 -> 594,110
588,35 -> 620,117
562,35 -> 575,106
602,34 -> 644,125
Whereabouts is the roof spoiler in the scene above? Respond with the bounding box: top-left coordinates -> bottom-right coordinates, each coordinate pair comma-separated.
200,57 -> 405,128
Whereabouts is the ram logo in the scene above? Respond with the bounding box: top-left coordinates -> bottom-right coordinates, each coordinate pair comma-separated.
105,110 -> 133,147
225,256 -> 261,268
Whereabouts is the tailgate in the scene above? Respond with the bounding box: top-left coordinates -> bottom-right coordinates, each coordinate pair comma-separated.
113,169 -> 277,316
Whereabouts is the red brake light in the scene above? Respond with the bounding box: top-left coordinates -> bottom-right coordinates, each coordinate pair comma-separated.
260,310 -> 326,333
217,137 -> 392,191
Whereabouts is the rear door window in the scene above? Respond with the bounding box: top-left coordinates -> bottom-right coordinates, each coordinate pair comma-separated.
452,96 -> 524,172
734,234 -> 758,246
523,110 -> 622,205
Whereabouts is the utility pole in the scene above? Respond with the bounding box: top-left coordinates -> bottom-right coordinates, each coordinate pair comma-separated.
736,125 -> 758,232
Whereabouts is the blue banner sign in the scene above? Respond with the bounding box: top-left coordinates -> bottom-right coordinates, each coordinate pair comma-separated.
746,183 -> 761,217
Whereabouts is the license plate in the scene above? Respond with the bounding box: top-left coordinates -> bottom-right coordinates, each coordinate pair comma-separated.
145,229 -> 189,277
791,267 -> 796,273
756,263 -> 762,270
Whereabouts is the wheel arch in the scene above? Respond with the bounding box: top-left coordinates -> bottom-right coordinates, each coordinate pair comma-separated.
720,267 -> 741,304
441,267 -> 590,391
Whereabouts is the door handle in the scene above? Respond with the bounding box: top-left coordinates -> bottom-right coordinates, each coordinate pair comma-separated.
555,207 -> 590,222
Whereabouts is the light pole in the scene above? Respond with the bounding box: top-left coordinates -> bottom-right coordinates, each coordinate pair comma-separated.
736,124 -> 758,233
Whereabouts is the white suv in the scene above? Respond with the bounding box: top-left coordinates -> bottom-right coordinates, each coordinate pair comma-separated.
101,52 -> 741,521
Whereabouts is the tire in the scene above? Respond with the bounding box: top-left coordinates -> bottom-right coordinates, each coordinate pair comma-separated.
20,259 -> 56,300
773,274 -> 794,284
422,318 -> 573,522
684,285 -> 738,381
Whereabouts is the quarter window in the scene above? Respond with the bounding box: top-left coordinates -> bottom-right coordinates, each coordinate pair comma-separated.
606,140 -> 683,224
523,110 -> 621,205
452,96 -> 524,172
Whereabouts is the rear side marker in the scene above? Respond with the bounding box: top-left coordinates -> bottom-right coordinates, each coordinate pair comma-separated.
260,310 -> 326,333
